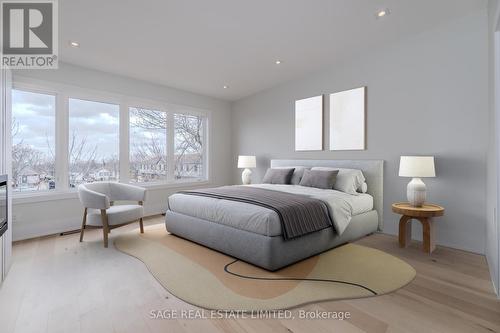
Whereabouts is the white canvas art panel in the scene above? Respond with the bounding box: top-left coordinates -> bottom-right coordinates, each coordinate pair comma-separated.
295,95 -> 323,151
329,87 -> 366,150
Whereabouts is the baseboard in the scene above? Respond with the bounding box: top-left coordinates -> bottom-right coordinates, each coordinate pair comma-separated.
13,203 -> 167,242
486,250 -> 500,298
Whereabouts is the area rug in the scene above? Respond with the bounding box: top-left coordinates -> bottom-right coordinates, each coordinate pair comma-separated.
114,225 -> 416,311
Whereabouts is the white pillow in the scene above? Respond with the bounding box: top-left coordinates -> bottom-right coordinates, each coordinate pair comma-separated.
311,167 -> 366,195
359,182 -> 368,193
274,166 -> 311,185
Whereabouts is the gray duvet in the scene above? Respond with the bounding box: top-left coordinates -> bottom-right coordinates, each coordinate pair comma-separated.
179,186 -> 332,240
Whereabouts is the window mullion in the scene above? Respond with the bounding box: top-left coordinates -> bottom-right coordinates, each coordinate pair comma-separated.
204,116 -> 209,181
166,112 -> 175,182
119,103 -> 129,183
56,93 -> 69,191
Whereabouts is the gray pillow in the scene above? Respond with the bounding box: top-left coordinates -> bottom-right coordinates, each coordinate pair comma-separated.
311,167 -> 365,195
262,168 -> 295,184
274,166 -> 311,184
299,169 -> 339,189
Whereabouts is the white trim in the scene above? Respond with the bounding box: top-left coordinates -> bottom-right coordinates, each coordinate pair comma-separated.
13,76 -> 124,104
204,114 -> 210,181
119,103 -> 130,183
10,76 -> 212,199
56,91 -> 69,190
495,29 -> 500,298
1,68 -> 13,281
12,180 -> 210,204
13,75 -> 213,117
166,112 -> 175,181
495,0 -> 500,32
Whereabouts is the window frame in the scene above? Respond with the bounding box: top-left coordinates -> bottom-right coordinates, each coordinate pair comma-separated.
68,96 -> 122,188
172,111 -> 208,182
128,105 -> 169,184
11,77 -> 211,203
10,86 -> 58,194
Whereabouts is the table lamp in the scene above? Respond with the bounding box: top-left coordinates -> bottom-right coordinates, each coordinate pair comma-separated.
399,156 -> 436,207
238,155 -> 256,185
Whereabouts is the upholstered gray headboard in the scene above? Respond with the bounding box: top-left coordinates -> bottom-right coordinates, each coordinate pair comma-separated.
270,159 -> 384,231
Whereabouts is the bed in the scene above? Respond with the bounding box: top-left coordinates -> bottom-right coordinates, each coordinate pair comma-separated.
165,159 -> 384,271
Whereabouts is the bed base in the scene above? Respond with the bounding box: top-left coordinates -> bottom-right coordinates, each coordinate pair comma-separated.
165,210 -> 379,271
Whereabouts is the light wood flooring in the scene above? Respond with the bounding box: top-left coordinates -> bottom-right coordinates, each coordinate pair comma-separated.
0,215 -> 499,333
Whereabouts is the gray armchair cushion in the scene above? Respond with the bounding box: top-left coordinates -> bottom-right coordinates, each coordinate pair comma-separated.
86,205 -> 144,226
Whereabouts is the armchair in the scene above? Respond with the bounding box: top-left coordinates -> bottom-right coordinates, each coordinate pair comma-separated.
77,182 -> 147,247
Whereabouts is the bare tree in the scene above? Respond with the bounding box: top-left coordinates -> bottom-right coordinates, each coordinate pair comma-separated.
174,114 -> 203,178
131,108 -> 167,131
11,117 -> 44,189
11,144 -> 43,188
129,108 -> 168,181
131,109 -> 203,179
68,130 -> 98,185
12,107 -> 205,188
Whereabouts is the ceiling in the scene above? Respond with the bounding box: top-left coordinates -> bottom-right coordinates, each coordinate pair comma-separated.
59,0 -> 486,101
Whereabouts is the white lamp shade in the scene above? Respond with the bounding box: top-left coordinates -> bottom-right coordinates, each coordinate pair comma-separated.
238,155 -> 256,168
399,156 -> 436,178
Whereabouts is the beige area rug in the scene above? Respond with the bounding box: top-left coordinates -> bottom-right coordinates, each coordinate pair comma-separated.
114,225 -> 416,311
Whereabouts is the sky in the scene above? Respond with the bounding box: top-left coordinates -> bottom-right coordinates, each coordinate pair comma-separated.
69,97 -> 119,161
12,89 -> 202,162
12,89 -> 121,161
12,89 -> 55,158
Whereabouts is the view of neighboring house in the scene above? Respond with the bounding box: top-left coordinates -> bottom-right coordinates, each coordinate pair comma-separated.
130,153 -> 203,182
13,168 -> 55,192
131,156 -> 167,183
91,168 -> 117,182
175,153 -> 203,179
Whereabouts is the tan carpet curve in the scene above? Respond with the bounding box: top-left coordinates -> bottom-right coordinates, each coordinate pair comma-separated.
114,225 -> 416,311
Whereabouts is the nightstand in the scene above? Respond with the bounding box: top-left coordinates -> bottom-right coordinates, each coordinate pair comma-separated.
392,202 -> 445,254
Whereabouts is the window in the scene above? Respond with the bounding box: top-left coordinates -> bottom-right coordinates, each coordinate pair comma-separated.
10,81 -> 209,196
174,113 -> 205,180
11,89 -> 56,192
68,98 -> 119,187
129,107 -> 167,183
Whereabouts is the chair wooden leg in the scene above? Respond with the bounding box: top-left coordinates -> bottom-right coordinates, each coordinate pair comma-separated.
100,209 -> 109,248
139,217 -> 144,234
79,208 -> 87,242
138,201 -> 144,234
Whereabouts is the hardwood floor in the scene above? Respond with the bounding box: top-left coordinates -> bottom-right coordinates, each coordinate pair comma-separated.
0,215 -> 499,333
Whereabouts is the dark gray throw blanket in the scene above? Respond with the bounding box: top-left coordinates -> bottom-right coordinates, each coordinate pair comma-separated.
179,186 -> 333,240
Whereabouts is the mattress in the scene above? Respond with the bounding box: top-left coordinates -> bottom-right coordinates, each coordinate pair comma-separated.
168,184 -> 373,237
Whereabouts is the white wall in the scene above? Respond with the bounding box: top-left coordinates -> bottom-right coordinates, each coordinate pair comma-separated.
0,69 -> 12,279
487,0 -> 500,296
231,9 -> 489,254
12,62 -> 232,241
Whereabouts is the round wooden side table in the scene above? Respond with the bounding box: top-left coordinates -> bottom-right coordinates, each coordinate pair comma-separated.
392,202 -> 445,254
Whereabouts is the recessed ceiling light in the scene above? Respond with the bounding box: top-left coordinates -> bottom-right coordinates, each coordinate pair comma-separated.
375,9 -> 390,18
69,41 -> 80,47
275,60 -> 282,65
223,85 -> 229,89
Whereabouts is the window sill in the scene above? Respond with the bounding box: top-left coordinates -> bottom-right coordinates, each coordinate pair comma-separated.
12,179 -> 211,205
